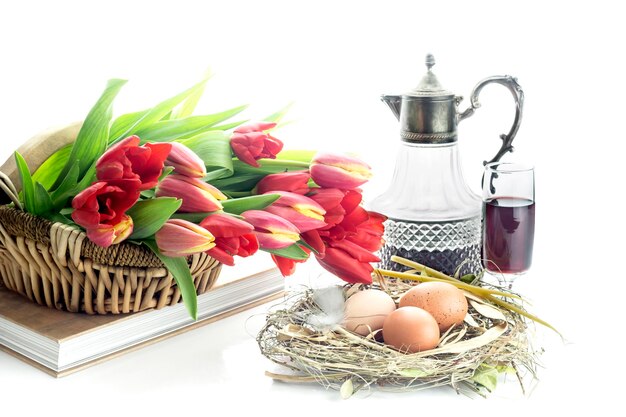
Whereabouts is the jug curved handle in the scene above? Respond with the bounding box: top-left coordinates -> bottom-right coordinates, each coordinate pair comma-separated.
458,75 -> 524,165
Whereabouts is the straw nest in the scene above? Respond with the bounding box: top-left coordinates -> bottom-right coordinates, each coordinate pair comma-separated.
257,274 -> 540,397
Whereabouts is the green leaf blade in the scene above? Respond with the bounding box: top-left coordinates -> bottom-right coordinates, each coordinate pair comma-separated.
221,194 -> 280,215
34,182 -> 53,214
14,152 -> 35,213
127,198 -> 182,240
32,144 -> 72,190
109,76 -> 212,143
145,240 -> 197,320
135,105 -> 248,143
51,79 -> 127,191
180,130 -> 233,178
171,70 -> 212,119
263,243 -> 309,260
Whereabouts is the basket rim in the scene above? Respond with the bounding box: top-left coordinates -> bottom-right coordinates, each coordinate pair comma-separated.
0,205 -> 165,268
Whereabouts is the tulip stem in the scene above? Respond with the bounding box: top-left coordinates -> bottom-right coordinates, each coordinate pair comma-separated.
374,268 -> 522,300
233,159 -> 310,175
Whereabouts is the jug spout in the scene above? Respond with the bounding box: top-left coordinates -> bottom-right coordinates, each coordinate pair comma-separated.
381,94 -> 402,121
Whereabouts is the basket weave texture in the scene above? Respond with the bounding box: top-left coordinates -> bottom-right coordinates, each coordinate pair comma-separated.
0,206 -> 221,314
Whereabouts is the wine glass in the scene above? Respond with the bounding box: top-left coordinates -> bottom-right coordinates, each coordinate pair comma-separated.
482,162 -> 535,288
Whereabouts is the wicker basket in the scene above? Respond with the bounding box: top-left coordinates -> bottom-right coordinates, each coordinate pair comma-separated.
0,205 -> 221,314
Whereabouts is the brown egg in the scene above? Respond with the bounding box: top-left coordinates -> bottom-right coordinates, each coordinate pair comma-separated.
343,289 -> 396,336
382,307 -> 440,353
399,282 -> 468,332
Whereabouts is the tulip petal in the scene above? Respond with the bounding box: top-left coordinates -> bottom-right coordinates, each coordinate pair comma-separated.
166,142 -> 207,178
301,230 -> 326,258
207,246 -> 236,266
86,225 -> 118,248
156,175 -> 225,212
237,233 -> 259,257
155,219 -> 216,257
137,142 -> 172,190
327,239 -> 380,263
242,210 -> 300,249
310,153 -> 372,189
316,247 -> 374,284
265,205 -> 326,233
199,213 -> 254,238
259,135 -> 283,159
271,252 -> 308,277
255,171 -> 311,195
310,164 -> 371,189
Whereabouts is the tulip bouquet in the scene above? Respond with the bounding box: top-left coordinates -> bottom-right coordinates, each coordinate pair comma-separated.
12,77 -> 384,318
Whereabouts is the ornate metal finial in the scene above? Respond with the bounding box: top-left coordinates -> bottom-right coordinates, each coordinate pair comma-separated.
425,54 -> 436,71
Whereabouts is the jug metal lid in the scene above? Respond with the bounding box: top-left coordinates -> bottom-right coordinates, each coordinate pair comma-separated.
395,54 -> 460,143
405,54 -> 455,100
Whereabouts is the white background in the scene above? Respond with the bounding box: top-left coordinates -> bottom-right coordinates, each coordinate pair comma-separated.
0,0 -> 624,414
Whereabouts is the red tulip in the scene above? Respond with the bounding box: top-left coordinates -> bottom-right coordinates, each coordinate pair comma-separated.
255,171 -> 311,195
316,246 -> 377,284
347,211 -> 386,252
307,188 -> 362,229
264,191 -> 326,233
86,214 -> 134,248
310,153 -> 372,189
166,142 -> 207,178
231,122 -> 283,168
71,179 -> 141,247
301,229 -> 326,257
155,219 -> 216,257
199,213 -> 259,266
156,174 -> 226,212
96,136 -> 172,191
312,201 -> 386,284
241,210 -> 300,250
271,246 -> 310,277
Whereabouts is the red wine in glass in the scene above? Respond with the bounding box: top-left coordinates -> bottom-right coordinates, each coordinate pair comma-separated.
482,197 -> 535,274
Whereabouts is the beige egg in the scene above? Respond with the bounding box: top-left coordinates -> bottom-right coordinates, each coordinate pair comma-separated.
382,306 -> 440,353
343,289 -> 396,336
399,282 -> 468,332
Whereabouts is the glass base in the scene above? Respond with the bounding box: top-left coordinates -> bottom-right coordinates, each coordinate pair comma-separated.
484,269 -> 528,289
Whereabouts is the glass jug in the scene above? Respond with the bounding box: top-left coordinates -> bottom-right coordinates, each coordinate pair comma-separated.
370,54 -> 524,276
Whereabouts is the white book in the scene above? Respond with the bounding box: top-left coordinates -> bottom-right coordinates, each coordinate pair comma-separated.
0,257 -> 284,376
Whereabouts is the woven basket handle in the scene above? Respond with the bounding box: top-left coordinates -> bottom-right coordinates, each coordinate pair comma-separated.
0,172 -> 22,210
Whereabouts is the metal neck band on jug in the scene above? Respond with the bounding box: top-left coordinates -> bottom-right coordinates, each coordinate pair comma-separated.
399,96 -> 459,144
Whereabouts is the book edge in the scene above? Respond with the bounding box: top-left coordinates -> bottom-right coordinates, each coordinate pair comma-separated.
3,290 -> 285,378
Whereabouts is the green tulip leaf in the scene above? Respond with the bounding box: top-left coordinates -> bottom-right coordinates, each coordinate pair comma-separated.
127,197 -> 182,240
222,194 -> 280,215
262,243 -> 309,261
135,105 -> 248,143
14,152 -> 35,213
50,79 -> 127,191
231,159 -> 310,176
34,182 -> 53,212
109,76 -> 212,144
180,131 -> 233,178
32,144 -> 72,190
209,119 -> 249,132
170,69 -> 212,119
144,240 -> 197,320
263,102 -> 293,127
14,152 -> 55,216
210,173 -> 266,192
275,149 -> 317,164
296,239 -> 319,255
